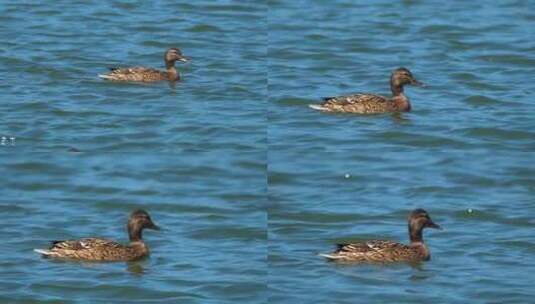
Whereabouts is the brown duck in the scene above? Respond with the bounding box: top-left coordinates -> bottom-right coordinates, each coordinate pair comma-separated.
99,48 -> 189,82
309,67 -> 424,114
320,209 -> 441,263
34,210 -> 160,262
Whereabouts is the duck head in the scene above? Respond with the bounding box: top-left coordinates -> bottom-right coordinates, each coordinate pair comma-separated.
408,208 -> 440,243
165,48 -> 189,65
390,67 -> 424,95
128,209 -> 160,242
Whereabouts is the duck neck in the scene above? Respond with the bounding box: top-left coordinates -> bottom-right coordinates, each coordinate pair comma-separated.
409,225 -> 424,244
391,82 -> 404,97
166,61 -> 179,81
392,94 -> 411,111
128,224 -> 143,242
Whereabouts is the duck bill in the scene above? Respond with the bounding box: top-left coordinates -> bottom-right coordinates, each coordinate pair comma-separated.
178,56 -> 189,62
428,221 -> 442,230
411,79 -> 425,87
148,222 -> 161,231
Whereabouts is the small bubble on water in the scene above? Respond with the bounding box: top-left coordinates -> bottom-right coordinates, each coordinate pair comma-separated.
344,173 -> 351,179
467,208 -> 473,213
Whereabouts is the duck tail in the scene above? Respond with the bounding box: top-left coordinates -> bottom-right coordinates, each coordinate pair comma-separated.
308,104 -> 330,111
98,74 -> 113,80
34,248 -> 52,255
318,252 -> 341,260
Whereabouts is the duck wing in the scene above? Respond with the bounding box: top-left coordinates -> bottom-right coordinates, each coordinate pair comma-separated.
34,238 -> 134,261
337,240 -> 404,253
50,238 -> 123,251
317,93 -> 393,114
320,240 -> 412,262
99,66 -> 166,82
322,93 -> 386,104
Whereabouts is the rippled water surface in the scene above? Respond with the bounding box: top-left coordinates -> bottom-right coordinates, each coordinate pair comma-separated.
1,1 -> 266,152
0,152 -> 266,303
268,0 -> 534,303
2,0 -> 535,303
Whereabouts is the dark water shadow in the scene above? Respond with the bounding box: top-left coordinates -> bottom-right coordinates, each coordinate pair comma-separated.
126,261 -> 147,276
37,254 -> 148,276
390,112 -> 412,124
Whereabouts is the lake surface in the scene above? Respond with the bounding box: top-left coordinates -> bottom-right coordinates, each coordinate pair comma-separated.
268,0 -> 534,303
0,152 -> 266,303
1,0 -> 535,303
1,2 -> 267,302
0,1 -> 266,152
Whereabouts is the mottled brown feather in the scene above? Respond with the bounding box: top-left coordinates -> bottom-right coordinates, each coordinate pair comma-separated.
310,67 -> 423,114
321,209 -> 440,263
329,241 -> 429,263
45,238 -> 148,261
35,210 -> 159,262
321,94 -> 396,114
105,67 -> 171,82
99,48 -> 188,82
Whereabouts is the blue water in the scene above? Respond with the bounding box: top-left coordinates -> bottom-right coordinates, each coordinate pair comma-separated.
0,1 -> 266,152
0,152 -> 266,303
1,0 -> 535,303
0,1 -> 267,303
268,1 -> 535,303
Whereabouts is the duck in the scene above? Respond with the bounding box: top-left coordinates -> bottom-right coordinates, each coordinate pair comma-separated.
309,67 -> 424,114
34,210 -> 160,262
98,48 -> 189,82
320,209 -> 441,263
